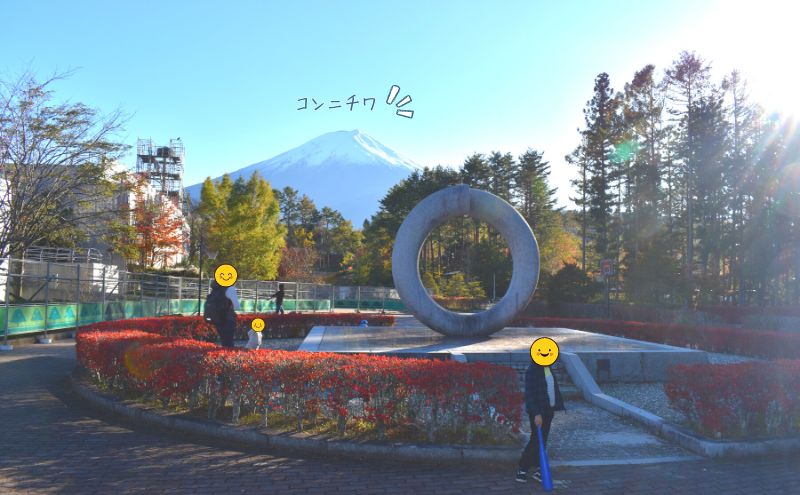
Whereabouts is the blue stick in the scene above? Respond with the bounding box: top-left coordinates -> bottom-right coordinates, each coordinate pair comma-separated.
537,426 -> 554,491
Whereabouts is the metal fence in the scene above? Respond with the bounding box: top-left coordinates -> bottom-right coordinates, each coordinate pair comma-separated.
0,258 -> 404,341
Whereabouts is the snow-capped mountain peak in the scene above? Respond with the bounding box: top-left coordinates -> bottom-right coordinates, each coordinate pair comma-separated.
251,130 -> 421,172
185,130 -> 423,224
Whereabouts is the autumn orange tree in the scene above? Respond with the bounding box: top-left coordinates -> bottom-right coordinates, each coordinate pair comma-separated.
134,183 -> 185,268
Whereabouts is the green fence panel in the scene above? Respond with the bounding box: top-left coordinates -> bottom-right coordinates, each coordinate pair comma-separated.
255,300 -> 274,312
6,305 -> 53,335
0,297 -> 335,336
180,300 -> 199,314
46,304 -> 71,330
79,303 -> 104,325
383,299 -> 405,311
141,300 -> 155,317
334,299 -> 404,311
105,302 -> 126,321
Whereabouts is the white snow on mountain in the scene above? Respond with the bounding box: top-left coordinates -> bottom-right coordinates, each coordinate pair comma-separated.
185,130 -> 423,225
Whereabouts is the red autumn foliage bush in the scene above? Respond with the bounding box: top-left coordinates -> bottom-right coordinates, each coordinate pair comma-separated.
76,329 -> 169,390
514,317 -> 800,359
664,360 -> 800,438
79,313 -> 395,341
75,328 -> 521,442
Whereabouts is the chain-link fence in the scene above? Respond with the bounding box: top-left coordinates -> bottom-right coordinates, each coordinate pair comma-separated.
0,258 -> 404,341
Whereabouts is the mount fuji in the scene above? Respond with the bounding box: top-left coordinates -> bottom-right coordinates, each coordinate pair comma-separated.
185,130 -> 423,225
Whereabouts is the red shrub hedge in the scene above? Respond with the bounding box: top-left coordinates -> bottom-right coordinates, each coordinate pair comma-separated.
75,328 -> 521,441
697,305 -> 800,324
513,317 -> 800,359
79,313 -> 395,341
664,360 -> 800,438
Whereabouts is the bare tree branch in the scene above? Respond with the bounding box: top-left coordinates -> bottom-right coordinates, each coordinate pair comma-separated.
0,71 -> 130,258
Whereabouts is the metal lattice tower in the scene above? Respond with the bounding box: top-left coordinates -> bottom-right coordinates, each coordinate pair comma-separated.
135,138 -> 185,201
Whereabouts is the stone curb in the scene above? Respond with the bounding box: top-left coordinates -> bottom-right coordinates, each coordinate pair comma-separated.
69,373 -> 522,467
3,329 -> 74,347
561,352 -> 800,458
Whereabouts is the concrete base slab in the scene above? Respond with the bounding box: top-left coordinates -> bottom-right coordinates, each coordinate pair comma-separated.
302,324 -> 709,382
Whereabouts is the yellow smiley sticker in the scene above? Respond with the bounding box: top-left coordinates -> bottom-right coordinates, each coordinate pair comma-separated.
530,337 -> 560,366
251,318 -> 265,332
214,264 -> 238,287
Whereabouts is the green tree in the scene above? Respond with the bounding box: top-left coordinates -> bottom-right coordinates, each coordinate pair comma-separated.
461,153 -> 491,189
566,140 -> 590,271
297,195 -> 319,233
721,70 -> 762,304
622,66 -> 663,241
582,72 -> 621,259
663,51 -> 712,301
487,151 -> 515,202
421,271 -> 440,295
329,219 -> 362,269
513,149 -> 571,274
547,263 -> 600,306
358,166 -> 461,285
199,172 -> 285,279
275,186 -> 299,241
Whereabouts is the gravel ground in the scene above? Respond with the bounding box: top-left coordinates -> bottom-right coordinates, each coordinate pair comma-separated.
520,399 -> 693,460
601,382 -> 686,423
602,352 -> 759,425
706,352 -> 759,364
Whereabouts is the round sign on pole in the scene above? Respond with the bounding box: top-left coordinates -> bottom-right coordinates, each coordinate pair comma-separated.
601,259 -> 614,277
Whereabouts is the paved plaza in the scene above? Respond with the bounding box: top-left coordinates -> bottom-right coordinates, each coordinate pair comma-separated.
1,341 -> 799,494
304,319 -> 698,353
301,315 -> 708,381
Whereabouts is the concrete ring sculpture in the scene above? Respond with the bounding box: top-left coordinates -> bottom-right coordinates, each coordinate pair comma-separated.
391,185 -> 540,337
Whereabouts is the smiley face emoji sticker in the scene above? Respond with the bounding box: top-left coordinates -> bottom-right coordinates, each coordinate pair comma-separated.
530,337 -> 560,366
214,264 -> 238,287
251,318 -> 265,333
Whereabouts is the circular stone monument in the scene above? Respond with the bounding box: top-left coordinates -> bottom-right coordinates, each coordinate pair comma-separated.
391,185 -> 539,337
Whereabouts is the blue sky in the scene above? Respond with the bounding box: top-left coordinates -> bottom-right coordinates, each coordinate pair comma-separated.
3,0 -> 797,208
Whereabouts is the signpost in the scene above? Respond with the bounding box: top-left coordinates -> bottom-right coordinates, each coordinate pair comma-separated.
601,259 -> 614,318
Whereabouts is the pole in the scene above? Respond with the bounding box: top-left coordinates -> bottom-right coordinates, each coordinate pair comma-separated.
357,286 -> 361,312
1,259 -> 11,351
43,262 -> 50,337
158,275 -> 163,316
76,264 -> 81,332
140,273 -> 144,317
312,284 -> 317,313
606,275 -> 611,319
176,276 -> 181,314
197,232 -> 203,316
101,266 -> 107,321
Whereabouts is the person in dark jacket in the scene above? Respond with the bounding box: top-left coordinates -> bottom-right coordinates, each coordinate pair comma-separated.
516,337 -> 566,484
206,280 -> 237,348
269,283 -> 286,315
